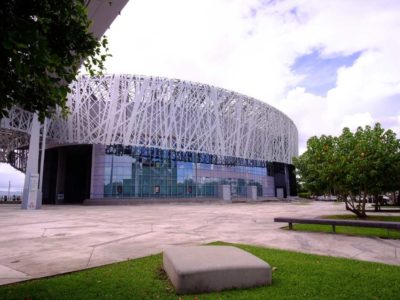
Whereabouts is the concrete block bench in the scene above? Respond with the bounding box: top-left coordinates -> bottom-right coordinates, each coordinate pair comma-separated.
163,245 -> 272,294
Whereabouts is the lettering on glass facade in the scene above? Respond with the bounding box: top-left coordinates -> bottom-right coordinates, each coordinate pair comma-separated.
96,145 -> 270,198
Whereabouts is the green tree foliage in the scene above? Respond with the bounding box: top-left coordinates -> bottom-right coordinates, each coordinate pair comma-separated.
0,0 -> 110,121
294,123 -> 400,217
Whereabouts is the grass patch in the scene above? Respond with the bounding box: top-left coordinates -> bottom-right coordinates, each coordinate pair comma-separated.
1,242 -> 400,299
289,224 -> 400,239
322,215 -> 400,222
286,215 -> 400,239
371,204 -> 400,208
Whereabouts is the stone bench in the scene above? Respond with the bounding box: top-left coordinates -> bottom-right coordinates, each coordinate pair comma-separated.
163,246 -> 272,294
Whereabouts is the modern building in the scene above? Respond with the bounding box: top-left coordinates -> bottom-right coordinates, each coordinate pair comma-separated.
0,1 -> 298,207
33,74 -> 298,203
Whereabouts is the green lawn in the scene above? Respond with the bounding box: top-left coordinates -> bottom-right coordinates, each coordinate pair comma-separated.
1,242 -> 400,300
287,215 -> 400,239
322,215 -> 400,222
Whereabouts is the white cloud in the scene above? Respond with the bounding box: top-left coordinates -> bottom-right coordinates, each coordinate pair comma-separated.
340,112 -> 374,131
104,1 -> 400,153
0,163 -> 24,191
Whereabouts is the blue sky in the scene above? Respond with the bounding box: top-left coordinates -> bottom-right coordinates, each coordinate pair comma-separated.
292,50 -> 362,96
2,0 -> 400,190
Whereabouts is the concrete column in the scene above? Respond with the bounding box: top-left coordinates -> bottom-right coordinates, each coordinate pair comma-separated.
276,187 -> 284,198
284,165 -> 290,198
247,186 -> 257,201
21,113 -> 41,209
55,148 -> 66,204
37,118 -> 47,206
218,185 -> 231,201
90,144 -> 96,198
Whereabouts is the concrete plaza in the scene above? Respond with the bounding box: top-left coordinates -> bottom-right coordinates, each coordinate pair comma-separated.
0,201 -> 399,285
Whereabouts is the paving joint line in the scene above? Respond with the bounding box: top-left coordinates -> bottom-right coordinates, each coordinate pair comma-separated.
89,230 -> 154,248
86,247 -> 95,267
44,225 -> 99,230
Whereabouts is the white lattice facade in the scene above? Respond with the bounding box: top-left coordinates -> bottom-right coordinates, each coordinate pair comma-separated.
47,75 -> 298,164
1,75 -> 298,164
1,74 -> 299,203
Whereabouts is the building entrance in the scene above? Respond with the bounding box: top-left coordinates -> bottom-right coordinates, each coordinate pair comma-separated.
42,145 -> 92,204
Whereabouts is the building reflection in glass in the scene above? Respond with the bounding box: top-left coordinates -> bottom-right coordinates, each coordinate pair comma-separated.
100,145 -> 268,198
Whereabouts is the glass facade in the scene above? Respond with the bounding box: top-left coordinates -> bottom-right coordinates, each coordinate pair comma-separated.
94,145 -> 271,199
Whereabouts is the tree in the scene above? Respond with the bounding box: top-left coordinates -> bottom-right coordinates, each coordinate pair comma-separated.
1,0 -> 110,121
294,135 -> 340,197
294,123 -> 400,218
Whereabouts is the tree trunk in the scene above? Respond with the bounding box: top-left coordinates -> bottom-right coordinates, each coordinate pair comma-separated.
374,194 -> 379,212
345,194 -> 367,218
344,195 -> 366,218
360,194 -> 367,218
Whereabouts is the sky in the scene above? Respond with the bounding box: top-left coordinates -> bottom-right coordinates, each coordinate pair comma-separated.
102,0 -> 400,150
1,0 -> 400,190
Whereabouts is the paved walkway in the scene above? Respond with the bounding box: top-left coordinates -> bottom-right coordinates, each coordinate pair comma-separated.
0,201 -> 399,285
